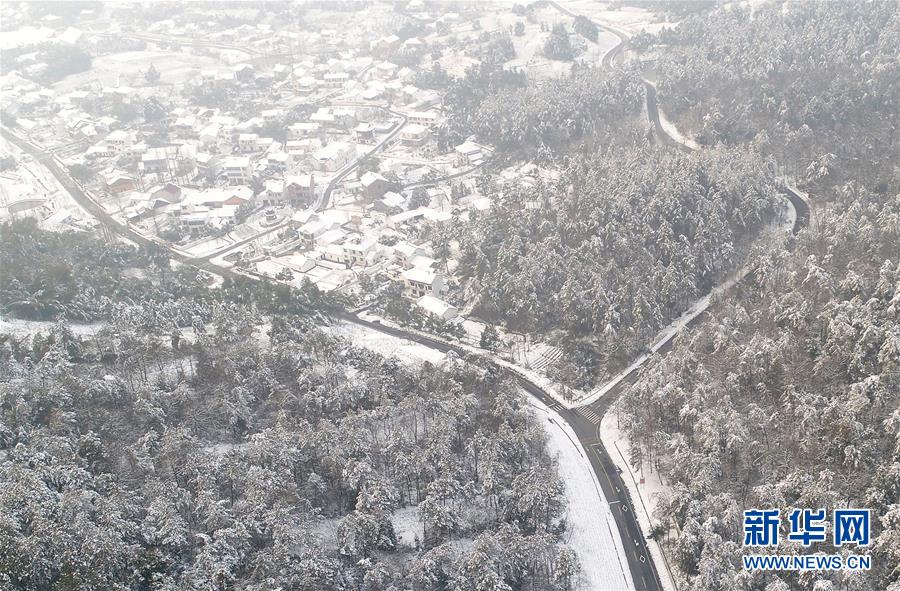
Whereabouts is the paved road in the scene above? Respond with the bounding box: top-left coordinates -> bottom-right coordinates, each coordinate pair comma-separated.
642,81 -> 810,233
339,314 -> 665,590
0,126 -> 242,278
319,108 -> 408,210
3,15 -> 811,586
545,1 -> 628,68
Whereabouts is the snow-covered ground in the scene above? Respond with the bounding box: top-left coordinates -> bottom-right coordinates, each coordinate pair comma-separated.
179,235 -> 236,258
594,30 -> 622,61
391,505 -> 424,549
374,316 -> 578,408
0,137 -> 92,230
530,396 -> 634,590
437,51 -> 480,77
325,320 -> 448,366
52,50 -> 225,92
460,318 -> 563,377
656,101 -> 701,151
600,410 -> 677,591
0,317 -> 104,338
560,0 -> 677,36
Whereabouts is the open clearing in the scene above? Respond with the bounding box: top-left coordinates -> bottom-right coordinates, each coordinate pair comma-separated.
53,49 -> 226,92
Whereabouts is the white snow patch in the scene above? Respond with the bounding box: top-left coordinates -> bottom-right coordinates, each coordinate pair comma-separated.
391,505 -> 424,549
203,442 -> 251,455
657,103 -> 701,151
0,317 -> 104,338
558,1 -> 676,36
325,320 -> 447,367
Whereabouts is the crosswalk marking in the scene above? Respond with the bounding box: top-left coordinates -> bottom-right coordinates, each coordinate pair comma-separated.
530,346 -> 563,371
577,406 -> 602,424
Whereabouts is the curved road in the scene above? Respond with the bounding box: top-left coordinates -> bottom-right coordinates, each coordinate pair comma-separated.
3,118 -> 666,589
541,3 -> 810,589
2,10 -> 812,587
340,312 -> 665,590
545,1 -> 628,68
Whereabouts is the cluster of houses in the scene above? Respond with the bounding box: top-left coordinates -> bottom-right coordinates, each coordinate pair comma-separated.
1,1 -> 508,323
251,206 -> 460,321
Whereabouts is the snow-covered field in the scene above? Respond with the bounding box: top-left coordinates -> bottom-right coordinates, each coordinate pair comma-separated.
437,51 -> 480,77
559,0 -> 677,35
600,410 -> 677,591
508,7 -> 575,80
325,320 -> 448,366
646,85 -> 701,151
392,505 -> 424,549
53,50 -> 225,92
658,107 -> 701,151
0,317 -> 104,338
180,235 -> 236,258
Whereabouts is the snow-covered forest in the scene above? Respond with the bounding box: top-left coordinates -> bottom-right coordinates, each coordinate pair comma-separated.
444,64 -> 645,155
614,159 -> 900,591
0,225 -> 577,589
645,1 -> 898,188
0,220 -> 343,323
457,146 -> 781,388
611,2 -> 900,589
1,0 -> 898,589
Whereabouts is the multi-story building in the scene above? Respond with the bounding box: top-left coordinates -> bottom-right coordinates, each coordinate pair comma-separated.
222,156 -> 251,184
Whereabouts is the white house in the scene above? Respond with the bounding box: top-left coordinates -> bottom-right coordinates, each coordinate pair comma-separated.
393,241 -> 425,267
454,141 -> 487,166
222,156 -> 251,184
288,122 -> 319,139
408,110 -> 438,127
283,174 -> 317,206
322,72 -> 350,87
416,295 -> 458,321
106,129 -> 131,151
238,133 -> 260,153
311,142 -> 356,173
401,123 -> 430,147
402,266 -> 445,298
342,237 -> 378,267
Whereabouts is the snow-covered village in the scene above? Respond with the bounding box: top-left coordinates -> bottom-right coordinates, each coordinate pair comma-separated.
1,1 -> 898,590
